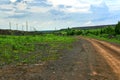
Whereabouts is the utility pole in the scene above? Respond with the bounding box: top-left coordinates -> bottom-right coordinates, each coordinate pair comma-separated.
26,21 -> 28,31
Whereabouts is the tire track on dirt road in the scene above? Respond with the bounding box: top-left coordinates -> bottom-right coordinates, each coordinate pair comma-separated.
0,38 -> 118,80
40,38 -> 118,80
88,39 -> 120,79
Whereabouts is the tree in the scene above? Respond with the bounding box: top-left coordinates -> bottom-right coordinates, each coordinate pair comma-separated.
106,26 -> 114,34
115,21 -> 120,34
100,28 -> 103,34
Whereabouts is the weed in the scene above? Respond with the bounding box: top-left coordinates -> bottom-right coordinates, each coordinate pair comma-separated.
0,34 -> 75,66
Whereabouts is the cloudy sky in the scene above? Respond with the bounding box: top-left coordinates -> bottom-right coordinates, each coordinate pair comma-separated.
0,0 -> 120,31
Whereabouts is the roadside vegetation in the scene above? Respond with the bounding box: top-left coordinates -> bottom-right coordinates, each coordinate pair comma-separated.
58,22 -> 120,44
82,26 -> 120,44
0,34 -> 75,66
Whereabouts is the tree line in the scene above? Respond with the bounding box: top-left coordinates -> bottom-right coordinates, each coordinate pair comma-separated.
58,22 -> 120,36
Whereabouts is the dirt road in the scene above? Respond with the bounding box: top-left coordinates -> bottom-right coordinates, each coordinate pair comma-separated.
0,38 -> 120,80
88,38 -> 120,80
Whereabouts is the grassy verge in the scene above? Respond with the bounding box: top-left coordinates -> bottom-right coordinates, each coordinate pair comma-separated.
84,34 -> 120,44
0,34 -> 75,66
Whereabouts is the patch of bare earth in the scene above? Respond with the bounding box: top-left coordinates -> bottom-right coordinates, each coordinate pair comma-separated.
0,38 -> 119,80
88,39 -> 120,80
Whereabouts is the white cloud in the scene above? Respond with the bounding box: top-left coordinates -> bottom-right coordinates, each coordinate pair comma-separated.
85,21 -> 93,25
0,1 -> 28,15
0,4 -> 26,16
47,0 -> 90,13
0,4 -> 14,10
10,0 -> 17,3
16,1 -> 27,11
60,6 -> 90,13
81,0 -> 103,5
47,0 -> 76,6
29,6 -> 50,13
46,0 -> 107,13
0,4 -> 16,16
105,0 -> 120,11
23,0 -> 34,2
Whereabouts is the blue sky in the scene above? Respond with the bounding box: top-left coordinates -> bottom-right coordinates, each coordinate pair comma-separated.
0,0 -> 120,31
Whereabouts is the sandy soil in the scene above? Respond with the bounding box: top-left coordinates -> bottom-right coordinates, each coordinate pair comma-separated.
88,38 -> 120,80
0,37 -> 119,80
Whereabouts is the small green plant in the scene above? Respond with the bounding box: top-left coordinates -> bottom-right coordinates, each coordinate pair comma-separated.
80,24 -> 120,44
0,34 -> 75,66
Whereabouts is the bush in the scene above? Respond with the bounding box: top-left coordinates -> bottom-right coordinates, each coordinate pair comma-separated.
115,22 -> 120,34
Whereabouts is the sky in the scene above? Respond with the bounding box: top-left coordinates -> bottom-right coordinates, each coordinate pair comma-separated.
0,0 -> 120,31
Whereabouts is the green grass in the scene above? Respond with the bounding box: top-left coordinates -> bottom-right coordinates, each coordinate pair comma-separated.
85,34 -> 120,44
0,34 -> 75,66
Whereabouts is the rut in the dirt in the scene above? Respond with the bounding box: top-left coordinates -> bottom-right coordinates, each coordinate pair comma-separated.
39,38 -> 118,80
89,39 -> 120,79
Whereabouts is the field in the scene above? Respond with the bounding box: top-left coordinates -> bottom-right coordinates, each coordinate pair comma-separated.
0,34 -> 75,66
0,29 -> 120,80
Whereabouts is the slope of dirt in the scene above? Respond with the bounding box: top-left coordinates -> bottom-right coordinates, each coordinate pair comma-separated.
0,38 -> 119,80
